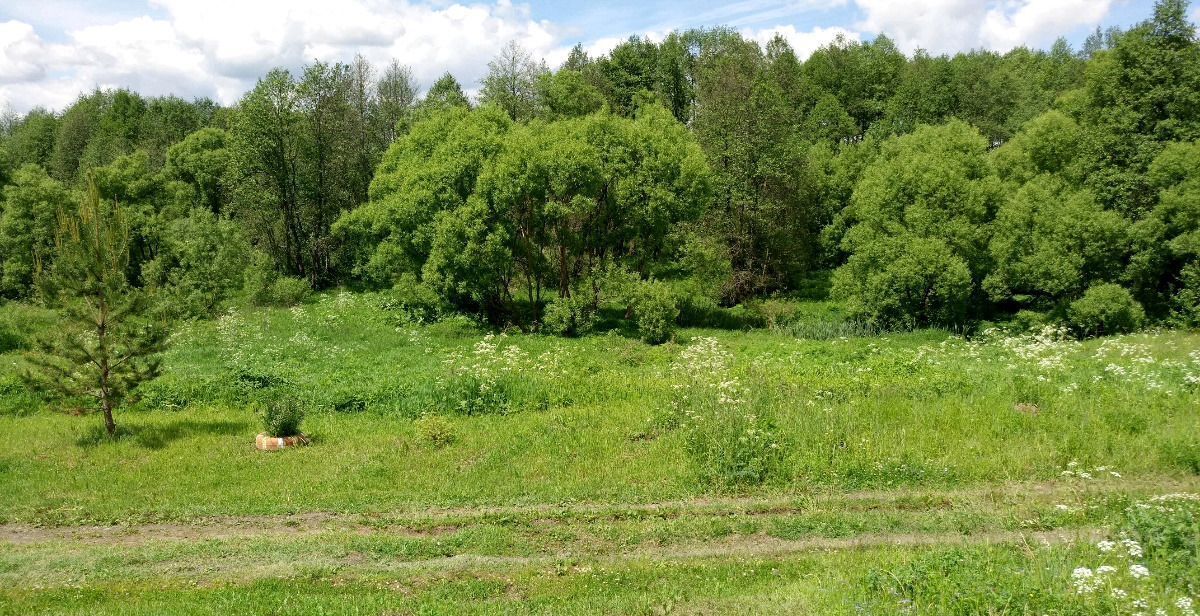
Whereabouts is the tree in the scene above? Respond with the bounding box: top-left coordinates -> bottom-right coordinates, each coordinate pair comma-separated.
376,60 -> 419,142
832,121 -> 1005,324
595,36 -> 660,116
479,41 -> 547,122
332,106 -> 512,287
24,180 -> 167,436
538,70 -> 605,119
422,73 -> 471,111
693,33 -> 822,298
985,176 -> 1128,307
347,54 -> 379,205
164,128 -> 231,214
227,63 -> 361,285
0,165 -> 75,297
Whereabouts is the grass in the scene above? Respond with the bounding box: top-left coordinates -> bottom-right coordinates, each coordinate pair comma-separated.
0,293 -> 1197,612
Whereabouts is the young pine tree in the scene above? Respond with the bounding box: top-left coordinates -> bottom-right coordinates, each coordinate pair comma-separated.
23,178 -> 167,437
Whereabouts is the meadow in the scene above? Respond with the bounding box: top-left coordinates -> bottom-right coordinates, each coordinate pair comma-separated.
1,293 -> 1198,613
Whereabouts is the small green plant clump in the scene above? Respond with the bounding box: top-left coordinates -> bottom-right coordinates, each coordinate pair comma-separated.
436,334 -> 525,415
415,413 -> 458,448
670,336 -> 783,488
256,395 -> 306,437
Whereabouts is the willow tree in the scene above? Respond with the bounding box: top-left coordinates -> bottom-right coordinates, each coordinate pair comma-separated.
24,180 -> 167,436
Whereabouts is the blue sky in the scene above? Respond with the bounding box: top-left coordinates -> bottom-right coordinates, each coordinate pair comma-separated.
0,0 -> 1181,113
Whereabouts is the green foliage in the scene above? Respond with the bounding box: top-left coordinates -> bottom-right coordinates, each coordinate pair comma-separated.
833,121 -> 1002,327
142,209 -> 253,317
541,293 -> 597,337
422,73 -> 470,112
985,176 -> 1128,306
632,280 -> 679,344
338,103 -> 709,324
333,106 -> 511,289
255,394 -> 306,437
1067,283 -> 1146,337
163,128 -> 230,213
414,413 -> 458,448
479,42 -> 546,122
23,180 -> 168,436
226,61 -> 379,286
243,251 -> 311,307
380,273 -> 445,324
834,235 -> 973,329
0,165 -> 74,298
537,70 -> 605,119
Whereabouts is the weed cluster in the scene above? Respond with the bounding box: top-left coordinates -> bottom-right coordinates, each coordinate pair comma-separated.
669,337 -> 783,488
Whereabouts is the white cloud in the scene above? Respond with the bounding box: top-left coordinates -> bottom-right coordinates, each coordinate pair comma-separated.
743,25 -> 861,60
0,21 -> 48,83
854,0 -> 1114,55
0,0 -> 1138,113
0,0 -> 572,113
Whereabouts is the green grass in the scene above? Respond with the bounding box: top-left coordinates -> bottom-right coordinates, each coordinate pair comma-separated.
1,537 -> 1194,615
1,293 -> 1197,523
1,294 -> 1198,612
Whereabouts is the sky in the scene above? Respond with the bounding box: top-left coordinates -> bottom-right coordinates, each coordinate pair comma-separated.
0,0 -> 1186,113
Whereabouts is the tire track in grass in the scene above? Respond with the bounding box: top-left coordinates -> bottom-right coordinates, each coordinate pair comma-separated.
2,476 -> 1193,547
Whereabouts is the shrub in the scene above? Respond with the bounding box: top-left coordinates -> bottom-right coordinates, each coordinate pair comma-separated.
1067,284 -> 1145,338
541,293 -> 597,337
670,337 -> 783,488
1011,309 -> 1051,333
833,236 -> 974,330
243,251 -> 311,307
415,413 -> 458,448
1121,494 -> 1200,585
255,395 -> 306,437
141,209 -> 252,318
381,274 -> 444,324
269,277 -> 312,307
436,334 -> 524,415
1173,261 -> 1200,327
634,280 -> 679,345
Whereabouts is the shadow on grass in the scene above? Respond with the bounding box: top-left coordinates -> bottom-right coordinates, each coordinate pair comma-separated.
76,419 -> 250,450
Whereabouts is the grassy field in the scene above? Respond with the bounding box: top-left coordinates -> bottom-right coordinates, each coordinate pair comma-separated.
1,293 -> 1198,613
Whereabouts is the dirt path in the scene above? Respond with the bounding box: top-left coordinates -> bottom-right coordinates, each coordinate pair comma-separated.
1,477 -> 1191,548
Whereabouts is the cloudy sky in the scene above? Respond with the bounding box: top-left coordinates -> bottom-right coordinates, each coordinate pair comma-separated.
0,0 -> 1181,113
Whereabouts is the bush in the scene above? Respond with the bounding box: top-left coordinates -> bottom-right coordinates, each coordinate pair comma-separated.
541,293 -> 597,337
1067,284 -> 1145,338
243,252 -> 311,307
1121,494 -> 1200,585
634,280 -> 679,345
415,414 -> 458,448
1173,261 -> 1200,326
671,337 -> 784,488
833,236 -> 974,330
255,395 -> 306,437
1010,309 -> 1051,333
381,274 -> 444,324
141,209 -> 253,318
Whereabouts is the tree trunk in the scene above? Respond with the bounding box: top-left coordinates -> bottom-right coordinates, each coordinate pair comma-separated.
102,397 -> 116,437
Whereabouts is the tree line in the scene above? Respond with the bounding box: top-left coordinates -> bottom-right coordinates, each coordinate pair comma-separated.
1,0 -> 1198,339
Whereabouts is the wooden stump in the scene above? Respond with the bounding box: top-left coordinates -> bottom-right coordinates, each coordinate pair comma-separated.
255,433 -> 310,451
